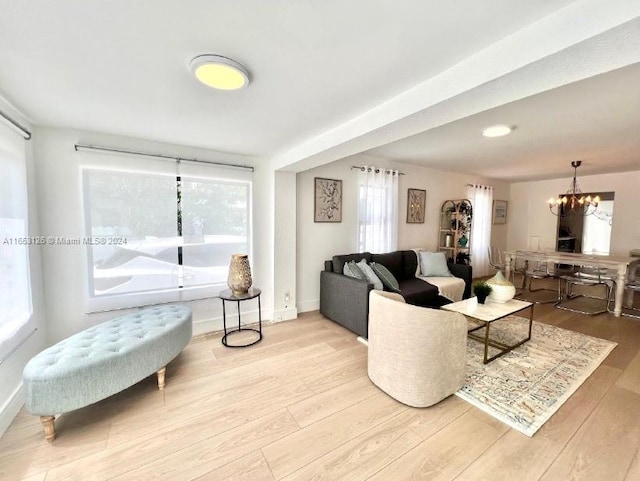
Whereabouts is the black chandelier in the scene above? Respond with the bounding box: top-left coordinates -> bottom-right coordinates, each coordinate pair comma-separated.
548,161 -> 600,217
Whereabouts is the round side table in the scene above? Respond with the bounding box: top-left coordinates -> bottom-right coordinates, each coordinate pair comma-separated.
219,287 -> 262,348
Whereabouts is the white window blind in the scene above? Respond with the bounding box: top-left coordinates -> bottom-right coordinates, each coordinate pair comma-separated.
82,154 -> 251,312
0,122 -> 33,360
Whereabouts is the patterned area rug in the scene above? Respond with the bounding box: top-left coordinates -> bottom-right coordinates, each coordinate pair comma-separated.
455,317 -> 616,437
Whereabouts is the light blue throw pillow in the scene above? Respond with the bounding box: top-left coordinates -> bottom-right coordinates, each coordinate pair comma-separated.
357,259 -> 384,290
419,251 -> 453,277
343,260 -> 366,280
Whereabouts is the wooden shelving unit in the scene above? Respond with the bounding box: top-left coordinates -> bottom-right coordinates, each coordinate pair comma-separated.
438,199 -> 473,264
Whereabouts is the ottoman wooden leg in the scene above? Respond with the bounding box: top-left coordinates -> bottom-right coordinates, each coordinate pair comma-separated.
157,366 -> 166,390
40,415 -> 56,442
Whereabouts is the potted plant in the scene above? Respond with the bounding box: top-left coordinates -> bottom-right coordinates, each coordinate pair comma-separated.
473,281 -> 492,304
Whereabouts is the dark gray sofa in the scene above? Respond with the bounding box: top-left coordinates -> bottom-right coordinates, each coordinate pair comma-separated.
319,250 -> 472,338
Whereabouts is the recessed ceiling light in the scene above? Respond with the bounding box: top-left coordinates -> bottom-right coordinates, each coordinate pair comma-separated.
190,55 -> 250,91
482,125 -> 513,138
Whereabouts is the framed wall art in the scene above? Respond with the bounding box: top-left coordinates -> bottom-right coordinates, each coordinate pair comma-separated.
406,188 -> 426,223
493,200 -> 508,224
314,177 -> 342,222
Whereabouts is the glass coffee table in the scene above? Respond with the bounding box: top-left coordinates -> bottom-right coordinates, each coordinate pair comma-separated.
442,297 -> 534,364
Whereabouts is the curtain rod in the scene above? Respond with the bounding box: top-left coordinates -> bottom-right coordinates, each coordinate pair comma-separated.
466,183 -> 493,189
351,165 -> 405,175
0,109 -> 31,140
74,144 -> 254,172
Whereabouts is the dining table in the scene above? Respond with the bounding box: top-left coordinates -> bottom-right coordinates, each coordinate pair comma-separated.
504,250 -> 639,317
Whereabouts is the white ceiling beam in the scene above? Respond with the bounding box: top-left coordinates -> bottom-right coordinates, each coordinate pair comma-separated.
272,0 -> 640,172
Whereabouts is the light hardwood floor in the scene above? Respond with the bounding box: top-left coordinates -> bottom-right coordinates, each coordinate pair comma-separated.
2,290 -> 640,480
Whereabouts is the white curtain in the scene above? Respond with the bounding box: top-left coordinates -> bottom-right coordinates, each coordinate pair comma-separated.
357,166 -> 399,253
466,184 -> 493,277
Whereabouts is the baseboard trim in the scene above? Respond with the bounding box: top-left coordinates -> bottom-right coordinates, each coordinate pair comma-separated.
192,306 -> 290,337
298,299 -> 319,313
0,382 -> 24,438
272,307 -> 298,322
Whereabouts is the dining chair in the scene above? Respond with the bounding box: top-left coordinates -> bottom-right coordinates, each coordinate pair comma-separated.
608,277 -> 640,319
488,246 -> 520,286
488,246 -> 505,271
488,246 -> 525,289
556,261 -> 616,315
514,251 -> 559,303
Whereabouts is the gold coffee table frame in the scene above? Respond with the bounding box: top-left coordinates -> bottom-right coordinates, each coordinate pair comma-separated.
442,297 -> 534,364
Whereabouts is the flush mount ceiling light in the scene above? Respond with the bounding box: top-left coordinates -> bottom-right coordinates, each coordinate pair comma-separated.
482,124 -> 513,138
190,55 -> 250,90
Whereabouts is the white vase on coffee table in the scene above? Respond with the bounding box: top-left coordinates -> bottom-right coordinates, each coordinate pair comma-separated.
487,270 -> 516,303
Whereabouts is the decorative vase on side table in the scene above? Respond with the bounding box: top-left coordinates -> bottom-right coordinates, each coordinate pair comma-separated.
227,254 -> 252,295
487,270 -> 516,303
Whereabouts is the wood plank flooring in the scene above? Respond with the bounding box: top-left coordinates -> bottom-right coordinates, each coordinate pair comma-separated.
2,290 -> 640,480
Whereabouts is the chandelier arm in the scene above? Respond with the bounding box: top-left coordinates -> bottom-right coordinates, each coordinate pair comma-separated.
548,204 -> 560,217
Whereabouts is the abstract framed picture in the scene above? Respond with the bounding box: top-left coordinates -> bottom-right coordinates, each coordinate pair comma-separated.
314,177 -> 342,222
493,200 -> 508,224
407,188 -> 426,223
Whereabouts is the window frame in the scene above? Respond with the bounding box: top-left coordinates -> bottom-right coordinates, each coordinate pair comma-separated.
0,122 -> 34,361
82,165 -> 252,313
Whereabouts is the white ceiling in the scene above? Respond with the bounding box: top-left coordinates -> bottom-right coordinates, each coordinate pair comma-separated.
0,0 -> 638,182
366,62 -> 640,182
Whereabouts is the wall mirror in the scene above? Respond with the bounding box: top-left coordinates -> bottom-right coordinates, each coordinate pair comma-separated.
555,192 -> 614,254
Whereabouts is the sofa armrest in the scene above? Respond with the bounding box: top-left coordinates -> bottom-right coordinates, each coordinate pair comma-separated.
320,271 -> 373,338
448,262 -> 473,299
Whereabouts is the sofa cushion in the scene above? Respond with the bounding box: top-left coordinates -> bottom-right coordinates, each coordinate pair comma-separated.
419,251 -> 453,277
370,251 -> 404,280
343,261 -> 366,280
398,278 -> 439,307
357,260 -> 384,290
370,262 -> 401,293
401,250 -> 420,280
332,252 -> 372,274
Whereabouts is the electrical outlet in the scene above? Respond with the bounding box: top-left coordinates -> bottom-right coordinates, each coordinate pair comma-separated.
284,290 -> 290,302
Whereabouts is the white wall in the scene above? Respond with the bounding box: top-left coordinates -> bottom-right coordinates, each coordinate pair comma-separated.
32,126 -> 276,343
296,154 -> 509,313
0,106 -> 48,436
273,171 -> 297,321
507,170 -> 640,255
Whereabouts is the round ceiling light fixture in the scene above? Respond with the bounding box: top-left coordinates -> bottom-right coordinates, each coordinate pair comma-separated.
482,124 -> 513,138
190,55 -> 250,91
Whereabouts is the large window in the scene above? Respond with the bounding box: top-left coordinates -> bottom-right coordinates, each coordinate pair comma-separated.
83,162 -> 251,312
0,123 -> 32,360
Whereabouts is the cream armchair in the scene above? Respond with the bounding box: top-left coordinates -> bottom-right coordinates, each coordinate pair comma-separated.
367,290 -> 467,407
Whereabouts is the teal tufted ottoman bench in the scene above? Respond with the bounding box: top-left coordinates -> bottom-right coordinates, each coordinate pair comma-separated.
23,305 -> 192,441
